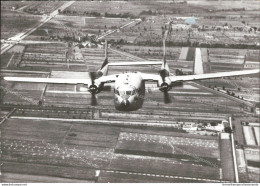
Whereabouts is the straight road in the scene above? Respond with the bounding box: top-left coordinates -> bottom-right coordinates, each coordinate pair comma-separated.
229,117 -> 239,183
96,19 -> 141,41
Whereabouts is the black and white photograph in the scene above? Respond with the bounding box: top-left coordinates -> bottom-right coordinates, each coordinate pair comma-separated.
0,0 -> 259,184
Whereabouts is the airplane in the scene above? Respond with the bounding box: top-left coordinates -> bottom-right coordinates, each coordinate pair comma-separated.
3,40 -> 260,111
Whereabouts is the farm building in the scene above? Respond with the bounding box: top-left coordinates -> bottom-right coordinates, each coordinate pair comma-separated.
183,122 -> 198,131
172,23 -> 191,30
205,120 -> 226,132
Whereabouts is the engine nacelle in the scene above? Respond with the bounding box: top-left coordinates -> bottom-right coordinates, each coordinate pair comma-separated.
158,76 -> 172,92
88,80 -> 103,94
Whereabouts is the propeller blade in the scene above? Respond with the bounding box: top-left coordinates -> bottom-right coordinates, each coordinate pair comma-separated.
91,92 -> 98,106
89,72 -> 96,84
163,39 -> 166,65
164,91 -> 172,104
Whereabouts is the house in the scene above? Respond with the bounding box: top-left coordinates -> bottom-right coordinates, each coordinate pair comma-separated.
205,120 -> 226,132
172,24 -> 191,30
183,122 -> 198,131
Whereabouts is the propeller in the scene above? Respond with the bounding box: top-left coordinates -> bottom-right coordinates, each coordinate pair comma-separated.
159,39 -> 172,104
87,40 -> 109,106
89,72 -> 98,106
163,90 -> 172,104
145,85 -> 172,104
160,81 -> 172,104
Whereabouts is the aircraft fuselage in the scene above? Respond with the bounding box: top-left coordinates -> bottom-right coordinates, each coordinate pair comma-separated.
114,72 -> 145,111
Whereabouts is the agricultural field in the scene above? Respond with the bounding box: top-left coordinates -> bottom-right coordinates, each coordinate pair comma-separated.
119,45 -> 181,60
18,43 -> 69,70
0,52 -> 14,68
1,1 -> 33,11
1,45 -> 25,68
253,127 -> 260,145
1,117 -> 223,183
236,149 -> 247,182
188,0 -> 260,11
62,1 -> 207,17
108,154 -> 219,180
23,1 -> 65,15
220,137 -> 235,182
244,148 -> 260,182
243,126 -> 259,146
1,10 -> 41,39
115,132 -> 220,162
198,47 -> 260,103
30,15 -> 135,40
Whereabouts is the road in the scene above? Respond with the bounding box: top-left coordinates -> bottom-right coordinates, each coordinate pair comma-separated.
0,108 -> 16,126
0,1 -> 75,55
96,18 -> 141,41
229,117 -> 239,183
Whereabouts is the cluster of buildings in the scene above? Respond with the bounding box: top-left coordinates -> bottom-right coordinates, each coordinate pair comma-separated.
182,120 -> 228,132
168,16 -> 260,33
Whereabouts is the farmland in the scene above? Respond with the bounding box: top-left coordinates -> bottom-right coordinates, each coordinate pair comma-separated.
1,117 -> 222,183
62,1 -> 207,16
30,15 -> 134,39
1,10 -> 41,39
244,148 -> 260,182
243,126 -> 257,146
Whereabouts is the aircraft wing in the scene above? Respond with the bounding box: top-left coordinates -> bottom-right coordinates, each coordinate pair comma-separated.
139,69 -> 259,83
4,77 -> 91,85
169,69 -> 260,82
4,74 -> 119,85
140,73 -> 161,81
98,74 -> 118,83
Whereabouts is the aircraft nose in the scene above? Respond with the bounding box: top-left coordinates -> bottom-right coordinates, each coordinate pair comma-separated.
122,99 -> 130,106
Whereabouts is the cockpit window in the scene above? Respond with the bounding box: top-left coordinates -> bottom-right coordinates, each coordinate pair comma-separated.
116,89 -> 137,96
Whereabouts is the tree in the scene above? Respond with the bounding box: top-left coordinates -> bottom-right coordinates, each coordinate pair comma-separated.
224,126 -> 232,133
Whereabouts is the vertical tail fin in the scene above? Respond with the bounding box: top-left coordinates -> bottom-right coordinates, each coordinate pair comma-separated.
194,48 -> 204,75
98,40 -> 109,75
